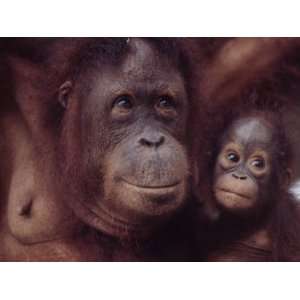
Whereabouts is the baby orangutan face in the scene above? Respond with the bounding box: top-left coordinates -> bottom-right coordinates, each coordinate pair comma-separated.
213,116 -> 276,215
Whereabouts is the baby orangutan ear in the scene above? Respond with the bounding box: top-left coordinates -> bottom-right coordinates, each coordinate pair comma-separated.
279,167 -> 293,193
58,81 -> 73,109
284,168 -> 293,188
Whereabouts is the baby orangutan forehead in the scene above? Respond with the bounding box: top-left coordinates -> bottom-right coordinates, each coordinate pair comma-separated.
225,117 -> 275,148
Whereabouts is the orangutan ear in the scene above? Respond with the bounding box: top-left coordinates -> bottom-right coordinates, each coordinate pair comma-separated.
284,168 -> 292,188
58,81 -> 73,109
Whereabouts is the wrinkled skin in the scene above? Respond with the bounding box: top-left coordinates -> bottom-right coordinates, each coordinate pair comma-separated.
213,116 -> 276,217
59,38 -> 191,239
193,113 -> 300,261
0,38 -> 196,261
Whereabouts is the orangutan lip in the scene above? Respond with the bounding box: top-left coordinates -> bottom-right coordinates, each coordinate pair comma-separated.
216,188 -> 250,200
121,178 -> 181,190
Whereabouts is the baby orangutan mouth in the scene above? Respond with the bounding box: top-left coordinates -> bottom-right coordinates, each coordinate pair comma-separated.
215,187 -> 251,201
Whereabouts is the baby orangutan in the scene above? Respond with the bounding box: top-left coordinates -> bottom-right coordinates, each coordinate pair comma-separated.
197,111 -> 300,261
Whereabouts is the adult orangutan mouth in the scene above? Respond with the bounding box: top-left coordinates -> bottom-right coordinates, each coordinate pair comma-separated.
216,188 -> 250,200
121,178 -> 181,191
120,178 -> 184,206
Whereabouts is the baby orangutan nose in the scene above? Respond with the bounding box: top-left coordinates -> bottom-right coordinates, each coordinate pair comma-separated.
232,173 -> 248,180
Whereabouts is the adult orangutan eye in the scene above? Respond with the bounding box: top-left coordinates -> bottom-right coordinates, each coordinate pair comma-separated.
113,95 -> 134,110
251,158 -> 265,169
157,95 -> 176,109
227,152 -> 240,163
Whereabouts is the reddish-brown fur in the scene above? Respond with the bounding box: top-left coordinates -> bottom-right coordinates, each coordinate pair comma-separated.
0,38 -> 201,261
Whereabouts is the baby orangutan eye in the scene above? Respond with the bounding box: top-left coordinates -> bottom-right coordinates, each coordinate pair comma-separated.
227,152 -> 240,163
251,158 -> 265,169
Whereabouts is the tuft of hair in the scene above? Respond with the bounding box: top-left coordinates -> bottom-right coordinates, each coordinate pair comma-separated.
66,38 -> 196,95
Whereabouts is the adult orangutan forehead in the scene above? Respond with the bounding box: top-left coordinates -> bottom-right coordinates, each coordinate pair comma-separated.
116,38 -> 185,89
71,38 -> 187,96
125,38 -> 179,73
72,38 -> 184,77
224,117 -> 275,149
74,38 -> 186,97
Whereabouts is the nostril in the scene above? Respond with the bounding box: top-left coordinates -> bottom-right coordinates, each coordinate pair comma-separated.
232,173 -> 247,180
139,135 -> 165,148
139,138 -> 152,147
156,136 -> 165,147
